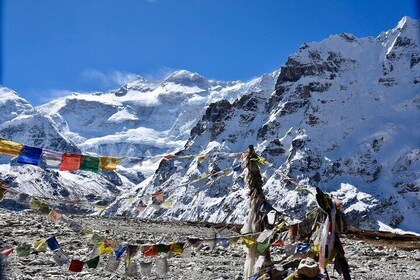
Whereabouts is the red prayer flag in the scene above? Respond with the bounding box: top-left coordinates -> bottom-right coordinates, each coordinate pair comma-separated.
143,245 -> 158,257
69,259 -> 84,272
0,247 -> 14,257
272,239 -> 285,247
60,153 -> 81,171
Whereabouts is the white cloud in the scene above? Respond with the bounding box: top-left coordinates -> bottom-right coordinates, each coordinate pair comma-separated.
37,89 -> 74,103
81,69 -> 139,89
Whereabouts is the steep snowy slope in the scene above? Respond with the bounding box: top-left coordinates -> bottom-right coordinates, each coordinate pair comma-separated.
104,17 -> 420,232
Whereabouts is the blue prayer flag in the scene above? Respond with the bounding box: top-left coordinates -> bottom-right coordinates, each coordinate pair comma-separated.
17,146 -> 43,165
47,236 -> 60,251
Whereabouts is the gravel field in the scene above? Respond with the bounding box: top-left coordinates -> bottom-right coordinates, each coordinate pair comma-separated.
0,208 -> 419,280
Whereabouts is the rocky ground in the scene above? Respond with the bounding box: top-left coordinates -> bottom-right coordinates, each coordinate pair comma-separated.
0,208 -> 419,280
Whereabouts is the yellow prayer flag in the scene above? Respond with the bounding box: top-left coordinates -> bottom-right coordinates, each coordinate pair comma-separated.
34,239 -> 48,252
99,157 -> 123,171
242,236 -> 257,248
0,139 -> 24,157
162,200 -> 174,208
98,241 -> 114,255
197,153 -> 209,163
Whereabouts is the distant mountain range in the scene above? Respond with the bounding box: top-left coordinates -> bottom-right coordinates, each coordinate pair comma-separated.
1,16 -> 419,232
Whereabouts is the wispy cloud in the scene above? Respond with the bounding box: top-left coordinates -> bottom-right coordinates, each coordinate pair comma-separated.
81,69 -> 139,89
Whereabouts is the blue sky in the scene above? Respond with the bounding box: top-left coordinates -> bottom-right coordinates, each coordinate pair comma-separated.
1,0 -> 418,105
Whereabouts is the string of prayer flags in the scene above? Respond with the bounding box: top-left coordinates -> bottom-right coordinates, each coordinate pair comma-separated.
161,200 -> 174,208
0,139 -> 24,156
41,149 -> 63,168
69,259 -> 85,272
197,153 -> 209,163
60,153 -> 81,171
100,157 -> 123,171
17,145 -> 43,165
86,256 -> 100,269
80,155 -> 100,173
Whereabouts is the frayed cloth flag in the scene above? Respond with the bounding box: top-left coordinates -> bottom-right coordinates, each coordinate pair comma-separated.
272,239 -> 285,247
0,248 -> 14,257
115,246 -> 127,260
217,238 -> 230,248
60,153 -> 81,171
125,261 -> 138,277
100,157 -> 123,171
86,256 -> 100,269
30,198 -> 51,215
34,239 -> 47,252
242,236 -> 257,248
126,245 -> 139,264
187,238 -> 203,248
162,200 -> 174,208
156,244 -> 170,253
69,259 -> 84,272
47,236 -> 60,251
80,156 -> 100,173
0,139 -> 24,157
16,243 -> 31,257
143,245 -> 158,257
52,249 -> 70,266
156,257 -> 169,275
48,210 -> 62,222
98,242 -> 114,255
256,242 -> 270,255
296,243 -> 311,254
41,149 -> 63,168
91,233 -> 104,245
105,256 -> 120,271
68,220 -> 84,233
169,242 -> 185,254
152,191 -> 164,202
139,261 -> 153,276
17,145 -> 43,165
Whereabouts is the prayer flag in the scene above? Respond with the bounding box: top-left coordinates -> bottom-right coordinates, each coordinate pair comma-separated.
242,236 -> 257,248
143,245 -> 158,257
60,153 -> 81,171
104,237 -> 116,249
0,248 -> 14,257
41,149 -> 63,168
47,236 -> 60,251
139,261 -> 153,277
187,238 -> 203,248
162,200 -> 174,208
156,244 -> 170,253
16,243 -> 31,257
86,256 -> 100,269
98,242 -> 114,255
91,233 -> 104,245
296,243 -> 311,254
68,220 -> 84,233
257,229 -> 275,243
52,249 -> 70,266
197,153 -> 208,163
126,245 -> 139,259
163,154 -> 176,160
30,198 -> 51,215
16,145 -> 43,165
217,238 -> 230,248
99,157 -> 123,171
125,261 -> 138,277
34,239 -> 47,252
48,210 -> 62,222
152,191 -> 164,202
272,239 -> 285,247
256,242 -> 270,255
69,259 -> 84,272
115,246 -> 127,260
136,204 -> 147,211
80,155 -> 100,173
151,203 -> 161,210
169,242 -> 184,254
105,256 -> 120,271
0,139 -> 24,157
230,237 -> 240,246
156,257 -> 169,275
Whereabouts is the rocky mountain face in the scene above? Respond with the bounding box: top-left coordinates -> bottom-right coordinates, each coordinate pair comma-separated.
1,17 -> 419,232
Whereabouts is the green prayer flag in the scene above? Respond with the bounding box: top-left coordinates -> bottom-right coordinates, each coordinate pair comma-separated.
80,156 -> 100,173
156,244 -> 170,253
256,242 -> 270,255
16,243 -> 31,257
86,255 -> 100,269
91,233 -> 104,245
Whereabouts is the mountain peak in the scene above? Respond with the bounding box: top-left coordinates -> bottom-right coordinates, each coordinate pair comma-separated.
397,16 -> 419,30
164,70 -> 209,88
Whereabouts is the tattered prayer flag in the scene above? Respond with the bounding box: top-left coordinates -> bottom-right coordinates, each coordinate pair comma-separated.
86,256 -> 100,269
257,156 -> 270,166
296,243 -> 311,254
125,261 -> 138,277
256,242 -> 270,255
257,229 -> 275,243
151,203 -> 161,210
68,220 -> 84,233
197,153 -> 209,163
48,209 -> 62,222
41,149 -> 63,168
105,256 -> 120,271
98,242 -> 114,255
99,157 -> 123,171
115,246 -> 127,260
69,259 -> 84,272
139,261 -> 153,277
0,139 -> 24,157
47,236 -> 60,251
91,233 -> 104,245
162,200 -> 174,208
0,248 -> 14,257
126,245 -> 139,259
16,145 -> 43,165
169,242 -> 184,254
143,245 -> 158,257
163,154 -> 176,160
82,227 -> 93,235
105,237 -> 116,249
152,191 -> 164,202
156,244 -> 170,253
30,198 -> 51,215
52,249 -> 70,266
80,155 -> 100,173
190,173 -> 210,184
60,153 -> 81,171
242,236 -> 257,248
16,243 -> 31,257
136,204 -> 147,211
229,237 -> 240,246
272,239 -> 285,247
34,239 -> 47,252
187,238 -> 203,248
217,238 -> 230,248
156,257 -> 169,275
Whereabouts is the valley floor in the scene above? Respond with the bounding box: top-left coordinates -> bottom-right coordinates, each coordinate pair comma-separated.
0,208 -> 419,279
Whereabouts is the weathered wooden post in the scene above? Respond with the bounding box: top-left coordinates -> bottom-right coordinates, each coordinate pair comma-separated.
241,145 -> 269,278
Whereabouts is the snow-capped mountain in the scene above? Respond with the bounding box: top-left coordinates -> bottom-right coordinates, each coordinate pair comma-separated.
103,16 -> 420,232
1,17 -> 419,232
